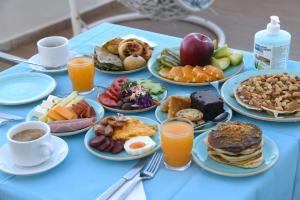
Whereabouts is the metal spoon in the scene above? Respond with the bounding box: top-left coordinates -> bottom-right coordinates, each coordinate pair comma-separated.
0,51 -> 66,70
194,111 -> 229,130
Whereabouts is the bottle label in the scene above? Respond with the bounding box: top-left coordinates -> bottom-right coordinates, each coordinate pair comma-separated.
254,43 -> 289,70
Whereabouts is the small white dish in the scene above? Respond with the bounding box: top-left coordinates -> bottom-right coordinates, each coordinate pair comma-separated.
28,52 -> 78,73
0,136 -> 68,176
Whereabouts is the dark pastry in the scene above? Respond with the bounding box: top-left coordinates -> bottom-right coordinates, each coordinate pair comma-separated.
190,91 -> 224,121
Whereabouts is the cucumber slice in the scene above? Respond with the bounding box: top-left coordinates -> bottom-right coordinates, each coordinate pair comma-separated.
211,57 -> 231,70
229,52 -> 243,65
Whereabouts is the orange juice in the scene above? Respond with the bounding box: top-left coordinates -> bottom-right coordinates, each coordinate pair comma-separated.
67,56 -> 94,92
161,118 -> 194,170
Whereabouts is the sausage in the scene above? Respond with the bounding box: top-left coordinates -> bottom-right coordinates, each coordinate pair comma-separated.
96,137 -> 111,151
111,140 -> 124,154
48,118 -> 95,133
89,135 -> 105,148
103,138 -> 114,152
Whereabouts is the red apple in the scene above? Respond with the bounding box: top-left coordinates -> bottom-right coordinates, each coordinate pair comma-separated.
180,33 -> 214,66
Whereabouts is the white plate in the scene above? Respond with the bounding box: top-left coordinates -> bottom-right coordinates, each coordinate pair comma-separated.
0,136 -> 68,176
28,52 -> 78,73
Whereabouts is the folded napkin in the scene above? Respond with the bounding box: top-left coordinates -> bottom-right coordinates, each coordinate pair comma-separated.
109,173 -> 146,200
122,34 -> 157,47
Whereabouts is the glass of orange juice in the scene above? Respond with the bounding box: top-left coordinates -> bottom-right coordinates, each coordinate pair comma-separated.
161,118 -> 194,171
67,56 -> 95,94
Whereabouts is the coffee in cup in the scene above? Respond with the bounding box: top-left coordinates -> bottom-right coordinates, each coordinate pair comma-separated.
7,121 -> 54,167
12,129 -> 46,142
37,36 -> 69,67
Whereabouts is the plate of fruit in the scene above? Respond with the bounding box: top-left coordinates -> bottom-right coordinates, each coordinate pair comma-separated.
155,91 -> 232,133
84,114 -> 160,161
97,77 -> 167,113
147,33 -> 244,86
94,37 -> 153,74
26,92 -> 104,136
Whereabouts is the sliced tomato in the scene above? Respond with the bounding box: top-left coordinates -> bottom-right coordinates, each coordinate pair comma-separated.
98,94 -> 118,107
104,90 -> 118,101
112,77 -> 128,92
108,86 -> 120,97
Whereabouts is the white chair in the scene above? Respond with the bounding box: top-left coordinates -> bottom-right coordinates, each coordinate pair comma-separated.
68,0 -> 225,45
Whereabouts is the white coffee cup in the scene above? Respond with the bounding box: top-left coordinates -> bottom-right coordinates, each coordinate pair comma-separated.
37,36 -> 69,67
7,121 -> 54,167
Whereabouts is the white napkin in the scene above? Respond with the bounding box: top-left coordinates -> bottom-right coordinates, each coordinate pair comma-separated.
109,173 -> 146,200
122,34 -> 157,47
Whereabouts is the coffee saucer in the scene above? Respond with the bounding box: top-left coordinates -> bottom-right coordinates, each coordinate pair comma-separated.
0,136 -> 68,175
28,52 -> 78,73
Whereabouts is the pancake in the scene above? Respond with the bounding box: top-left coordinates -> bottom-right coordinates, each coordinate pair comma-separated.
205,138 -> 263,156
205,121 -> 264,168
208,152 -> 264,168
207,121 -> 262,154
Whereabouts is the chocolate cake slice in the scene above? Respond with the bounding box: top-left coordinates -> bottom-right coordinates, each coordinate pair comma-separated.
190,91 -> 224,121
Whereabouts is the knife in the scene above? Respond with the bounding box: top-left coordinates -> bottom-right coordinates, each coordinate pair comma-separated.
0,112 -> 24,120
96,159 -> 147,200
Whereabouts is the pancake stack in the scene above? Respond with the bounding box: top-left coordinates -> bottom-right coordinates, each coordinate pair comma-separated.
205,121 -> 264,168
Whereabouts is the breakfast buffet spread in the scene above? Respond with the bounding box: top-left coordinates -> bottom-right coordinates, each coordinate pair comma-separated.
3,25 -> 298,196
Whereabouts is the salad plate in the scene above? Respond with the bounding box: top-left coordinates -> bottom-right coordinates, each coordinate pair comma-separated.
98,78 -> 167,113
155,103 -> 232,133
0,73 -> 56,105
147,47 -> 244,86
84,116 -> 160,161
221,69 -> 300,122
26,98 -> 104,136
192,131 -> 279,177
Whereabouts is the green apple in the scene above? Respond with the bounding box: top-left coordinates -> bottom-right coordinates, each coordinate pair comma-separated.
213,44 -> 232,58
211,57 -> 231,70
229,52 -> 243,65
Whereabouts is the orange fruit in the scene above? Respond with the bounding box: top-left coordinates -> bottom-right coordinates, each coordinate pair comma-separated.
182,65 -> 196,82
159,67 -> 172,79
203,65 -> 224,81
169,67 -> 184,82
192,66 -> 210,83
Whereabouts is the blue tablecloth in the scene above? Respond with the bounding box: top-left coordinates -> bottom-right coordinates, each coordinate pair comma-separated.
1,23 -> 300,200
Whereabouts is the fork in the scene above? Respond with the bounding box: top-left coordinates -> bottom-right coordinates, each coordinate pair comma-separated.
116,152 -> 163,200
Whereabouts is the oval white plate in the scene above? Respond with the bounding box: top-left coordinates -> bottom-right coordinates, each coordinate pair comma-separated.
26,98 -> 104,136
84,116 -> 160,161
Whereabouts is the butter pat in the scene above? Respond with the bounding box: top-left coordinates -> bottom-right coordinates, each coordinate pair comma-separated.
33,105 -> 48,118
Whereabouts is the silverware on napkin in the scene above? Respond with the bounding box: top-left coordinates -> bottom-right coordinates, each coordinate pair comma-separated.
116,152 -> 163,200
0,112 -> 24,121
96,158 -> 147,200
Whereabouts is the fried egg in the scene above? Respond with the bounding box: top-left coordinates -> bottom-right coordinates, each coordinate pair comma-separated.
124,136 -> 156,155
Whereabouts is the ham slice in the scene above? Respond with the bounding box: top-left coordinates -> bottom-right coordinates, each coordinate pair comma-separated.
48,118 -> 95,133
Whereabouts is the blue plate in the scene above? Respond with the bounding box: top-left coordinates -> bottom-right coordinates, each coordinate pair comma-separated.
0,73 -> 56,105
147,47 -> 244,86
26,98 -> 104,136
155,101 -> 232,133
192,131 -> 279,177
221,69 -> 300,122
84,116 -> 160,161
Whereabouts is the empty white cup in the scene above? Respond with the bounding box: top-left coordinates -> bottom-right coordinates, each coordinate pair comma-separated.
7,121 -> 54,167
37,36 -> 69,67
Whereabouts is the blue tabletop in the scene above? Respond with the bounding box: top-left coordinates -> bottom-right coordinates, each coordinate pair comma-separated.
1,23 -> 300,200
